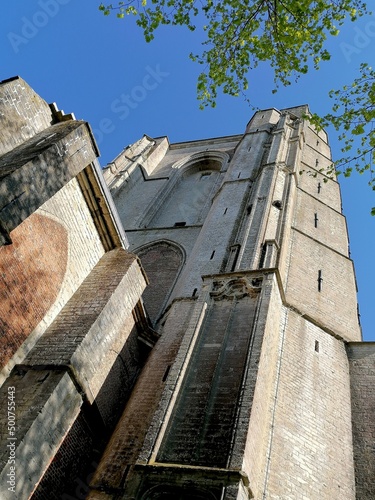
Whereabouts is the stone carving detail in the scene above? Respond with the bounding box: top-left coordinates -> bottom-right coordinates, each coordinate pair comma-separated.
210,277 -> 262,300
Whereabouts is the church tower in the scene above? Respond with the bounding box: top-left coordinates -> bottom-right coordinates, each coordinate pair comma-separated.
90,106 -> 363,499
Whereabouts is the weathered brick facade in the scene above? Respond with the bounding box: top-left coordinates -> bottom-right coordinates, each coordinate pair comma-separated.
347,343 -> 375,499
0,213 -> 68,370
0,78 -> 373,499
0,78 -> 151,499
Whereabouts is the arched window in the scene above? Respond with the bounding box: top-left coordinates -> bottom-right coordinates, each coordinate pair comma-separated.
152,162 -> 220,226
141,152 -> 229,229
136,241 -> 184,325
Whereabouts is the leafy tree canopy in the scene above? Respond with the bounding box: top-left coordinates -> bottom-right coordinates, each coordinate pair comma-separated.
99,1 -> 368,105
311,62 -> 375,213
99,1 -> 374,212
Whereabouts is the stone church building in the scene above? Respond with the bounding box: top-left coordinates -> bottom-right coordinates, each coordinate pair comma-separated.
0,77 -> 374,499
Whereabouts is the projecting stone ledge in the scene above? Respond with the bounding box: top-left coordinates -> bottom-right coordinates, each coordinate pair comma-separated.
87,464 -> 253,500
0,120 -> 97,246
20,248 -> 148,404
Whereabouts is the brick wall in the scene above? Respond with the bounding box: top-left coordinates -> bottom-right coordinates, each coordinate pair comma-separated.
1,177 -> 106,383
0,248 -> 148,499
112,170 -> 166,231
294,188 -> 348,256
21,249 -> 147,409
0,369 -> 82,500
90,299 -> 196,492
346,342 -> 375,499
285,229 -> 360,341
157,292 -> 260,468
263,309 -> 356,499
297,169 -> 342,213
94,314 -> 147,430
297,124 -> 342,213
0,213 -> 68,371
31,410 -> 96,500
242,274 -> 284,498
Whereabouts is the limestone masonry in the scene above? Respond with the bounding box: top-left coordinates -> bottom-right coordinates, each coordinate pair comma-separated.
0,78 -> 374,499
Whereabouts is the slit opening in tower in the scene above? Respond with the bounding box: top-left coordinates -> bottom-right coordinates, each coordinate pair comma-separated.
318,270 -> 323,292
314,213 -> 318,228
162,365 -> 171,382
230,246 -> 240,272
259,243 -> 267,269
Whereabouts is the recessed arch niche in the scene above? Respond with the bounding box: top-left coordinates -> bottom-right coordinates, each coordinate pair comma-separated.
146,151 -> 228,228
136,240 -> 185,325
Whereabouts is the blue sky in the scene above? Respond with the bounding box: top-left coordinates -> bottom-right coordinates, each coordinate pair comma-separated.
2,1 -> 374,340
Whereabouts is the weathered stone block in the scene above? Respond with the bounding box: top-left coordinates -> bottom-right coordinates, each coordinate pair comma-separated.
0,120 -> 97,243
0,369 -> 82,500
20,248 -> 147,407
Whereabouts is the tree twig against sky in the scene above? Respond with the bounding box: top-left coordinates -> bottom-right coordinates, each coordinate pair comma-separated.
99,1 -> 374,212
311,63 -> 375,214
99,1 -> 368,106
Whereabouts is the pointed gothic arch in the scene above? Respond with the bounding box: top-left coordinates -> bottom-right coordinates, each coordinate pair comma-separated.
135,240 -> 185,325
140,151 -> 230,228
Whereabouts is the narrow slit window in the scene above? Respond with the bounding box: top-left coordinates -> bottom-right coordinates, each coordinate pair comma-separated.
357,304 -> 361,325
247,204 -> 253,215
315,159 -> 319,167
259,243 -> 267,269
317,182 -> 322,194
317,270 -> 323,292
315,340 -> 320,353
192,288 -> 197,297
237,172 -> 241,179
210,250 -> 215,260
162,365 -> 171,382
224,208 -> 228,215
314,213 -> 318,228
230,245 -> 240,272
